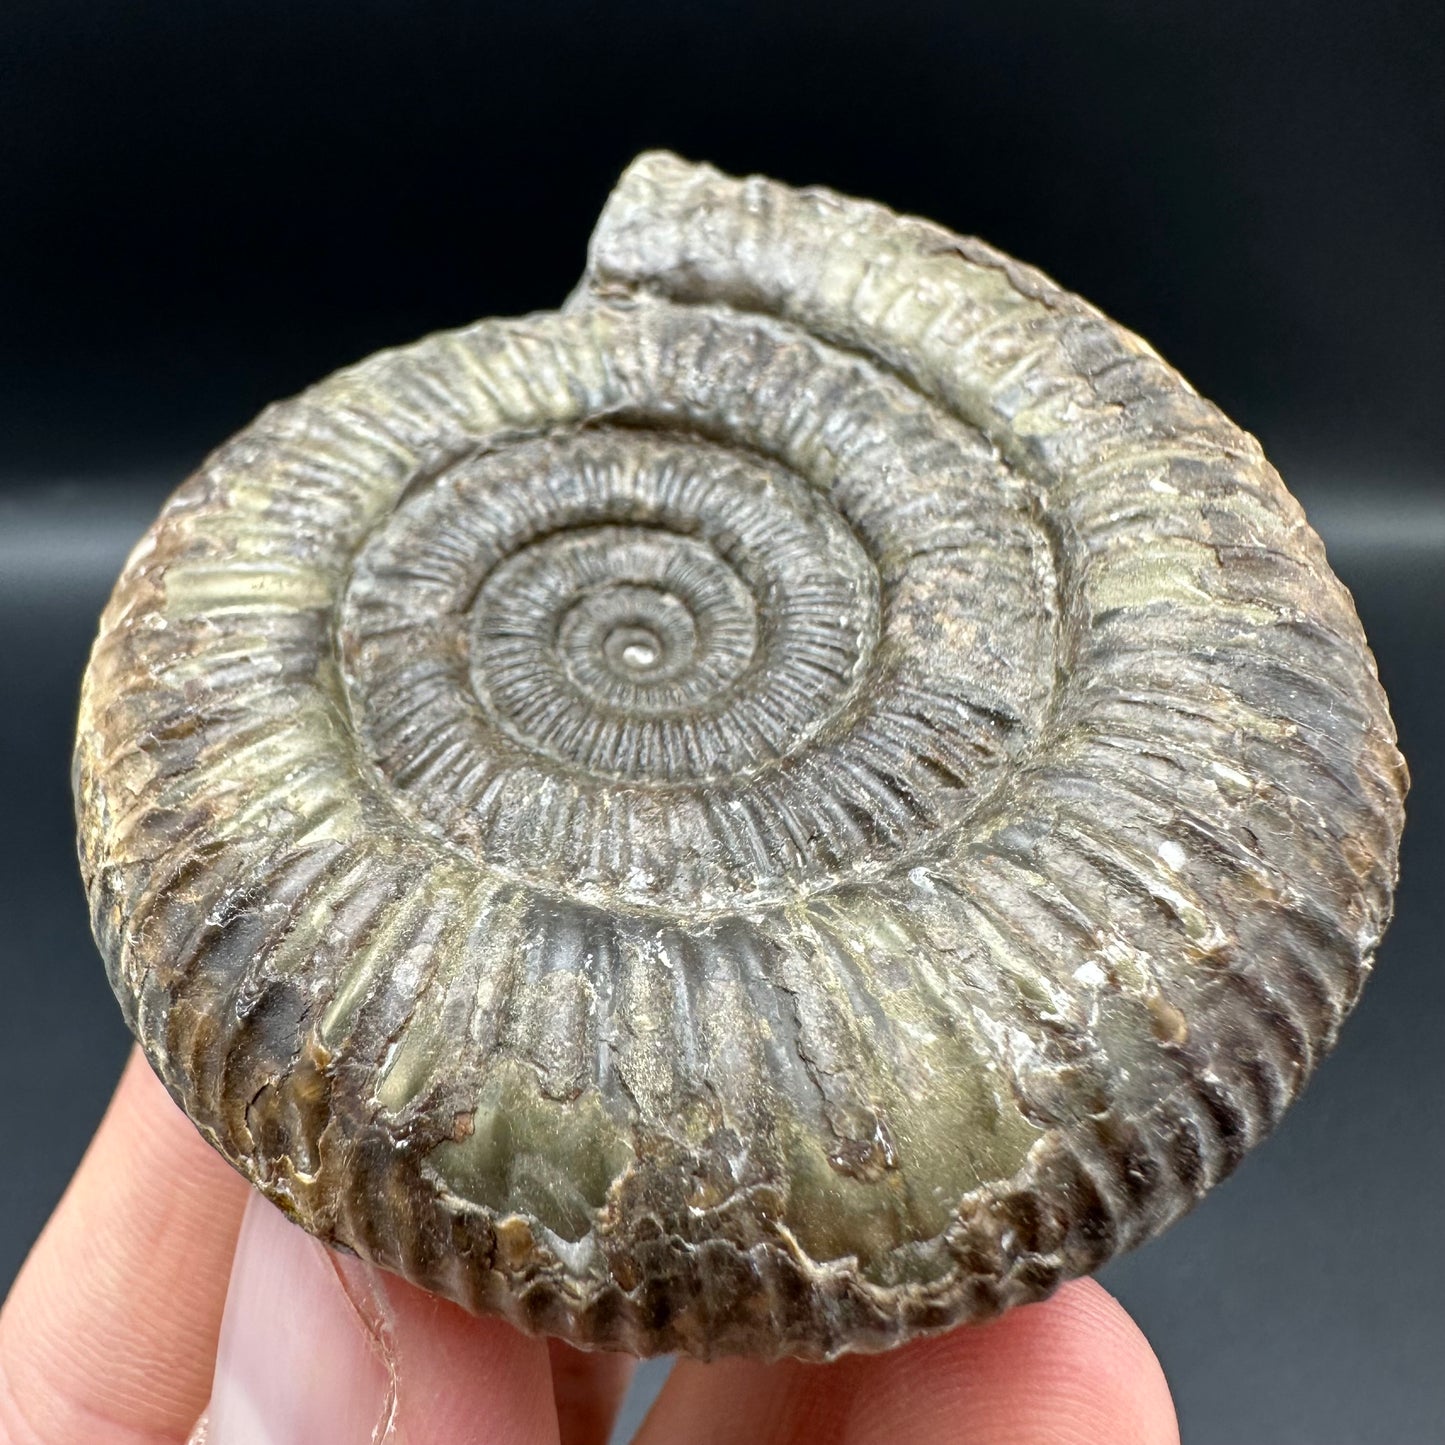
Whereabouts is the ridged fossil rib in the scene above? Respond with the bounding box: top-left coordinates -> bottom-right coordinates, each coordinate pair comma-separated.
74,152 -> 1406,1359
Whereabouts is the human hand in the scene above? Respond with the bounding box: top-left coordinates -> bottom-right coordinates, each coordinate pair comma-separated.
0,1050 -> 1179,1443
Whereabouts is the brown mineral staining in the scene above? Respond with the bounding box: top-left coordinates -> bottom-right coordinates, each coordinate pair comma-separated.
74,152 -> 1407,1359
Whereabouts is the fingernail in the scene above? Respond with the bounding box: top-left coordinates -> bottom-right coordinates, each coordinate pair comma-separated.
198,1192 -> 397,1445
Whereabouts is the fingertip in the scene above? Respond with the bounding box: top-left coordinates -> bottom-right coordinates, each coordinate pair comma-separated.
635,1279 -> 1178,1445
1041,1279 -> 1179,1443
206,1195 -> 563,1445
379,1268 -> 559,1445
864,1279 -> 1179,1445
204,1194 -> 394,1445
547,1338 -> 635,1445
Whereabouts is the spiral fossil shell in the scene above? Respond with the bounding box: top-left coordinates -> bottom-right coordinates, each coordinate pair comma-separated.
75,152 -> 1406,1359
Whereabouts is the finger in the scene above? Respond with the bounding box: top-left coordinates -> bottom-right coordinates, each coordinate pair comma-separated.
204,1193 -> 561,1445
634,1278 -> 1179,1445
378,1246 -> 559,1445
202,1193 -> 403,1444
547,1340 -> 635,1445
0,1048 -> 250,1444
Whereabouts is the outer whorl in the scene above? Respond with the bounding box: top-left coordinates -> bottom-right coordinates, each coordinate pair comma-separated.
74,153 -> 1407,1359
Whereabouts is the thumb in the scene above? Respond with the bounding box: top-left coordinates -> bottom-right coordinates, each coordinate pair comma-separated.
196,1193 -> 559,1445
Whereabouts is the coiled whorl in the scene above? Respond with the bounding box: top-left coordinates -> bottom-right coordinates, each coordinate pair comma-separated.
75,152 -> 1406,1359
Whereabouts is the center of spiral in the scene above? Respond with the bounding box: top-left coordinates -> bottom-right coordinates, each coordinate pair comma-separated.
607,626 -> 661,673
553,577 -> 706,703
478,531 -> 755,746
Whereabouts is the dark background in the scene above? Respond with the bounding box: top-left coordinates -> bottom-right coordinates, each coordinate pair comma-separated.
2,3 -> 1441,1441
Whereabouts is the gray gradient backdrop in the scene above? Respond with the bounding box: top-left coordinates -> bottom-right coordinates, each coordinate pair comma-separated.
2,4 -> 1441,1441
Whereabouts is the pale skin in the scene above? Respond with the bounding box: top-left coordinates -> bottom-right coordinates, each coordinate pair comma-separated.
0,1050 -> 1179,1444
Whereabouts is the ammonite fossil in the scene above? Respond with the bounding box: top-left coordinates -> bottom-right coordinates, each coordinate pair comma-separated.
75,152 -> 1407,1360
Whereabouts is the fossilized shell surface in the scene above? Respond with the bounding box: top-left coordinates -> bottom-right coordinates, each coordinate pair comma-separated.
75,152 -> 1406,1359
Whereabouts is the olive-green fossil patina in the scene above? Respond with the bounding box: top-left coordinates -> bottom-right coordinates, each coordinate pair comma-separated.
74,153 -> 1406,1359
